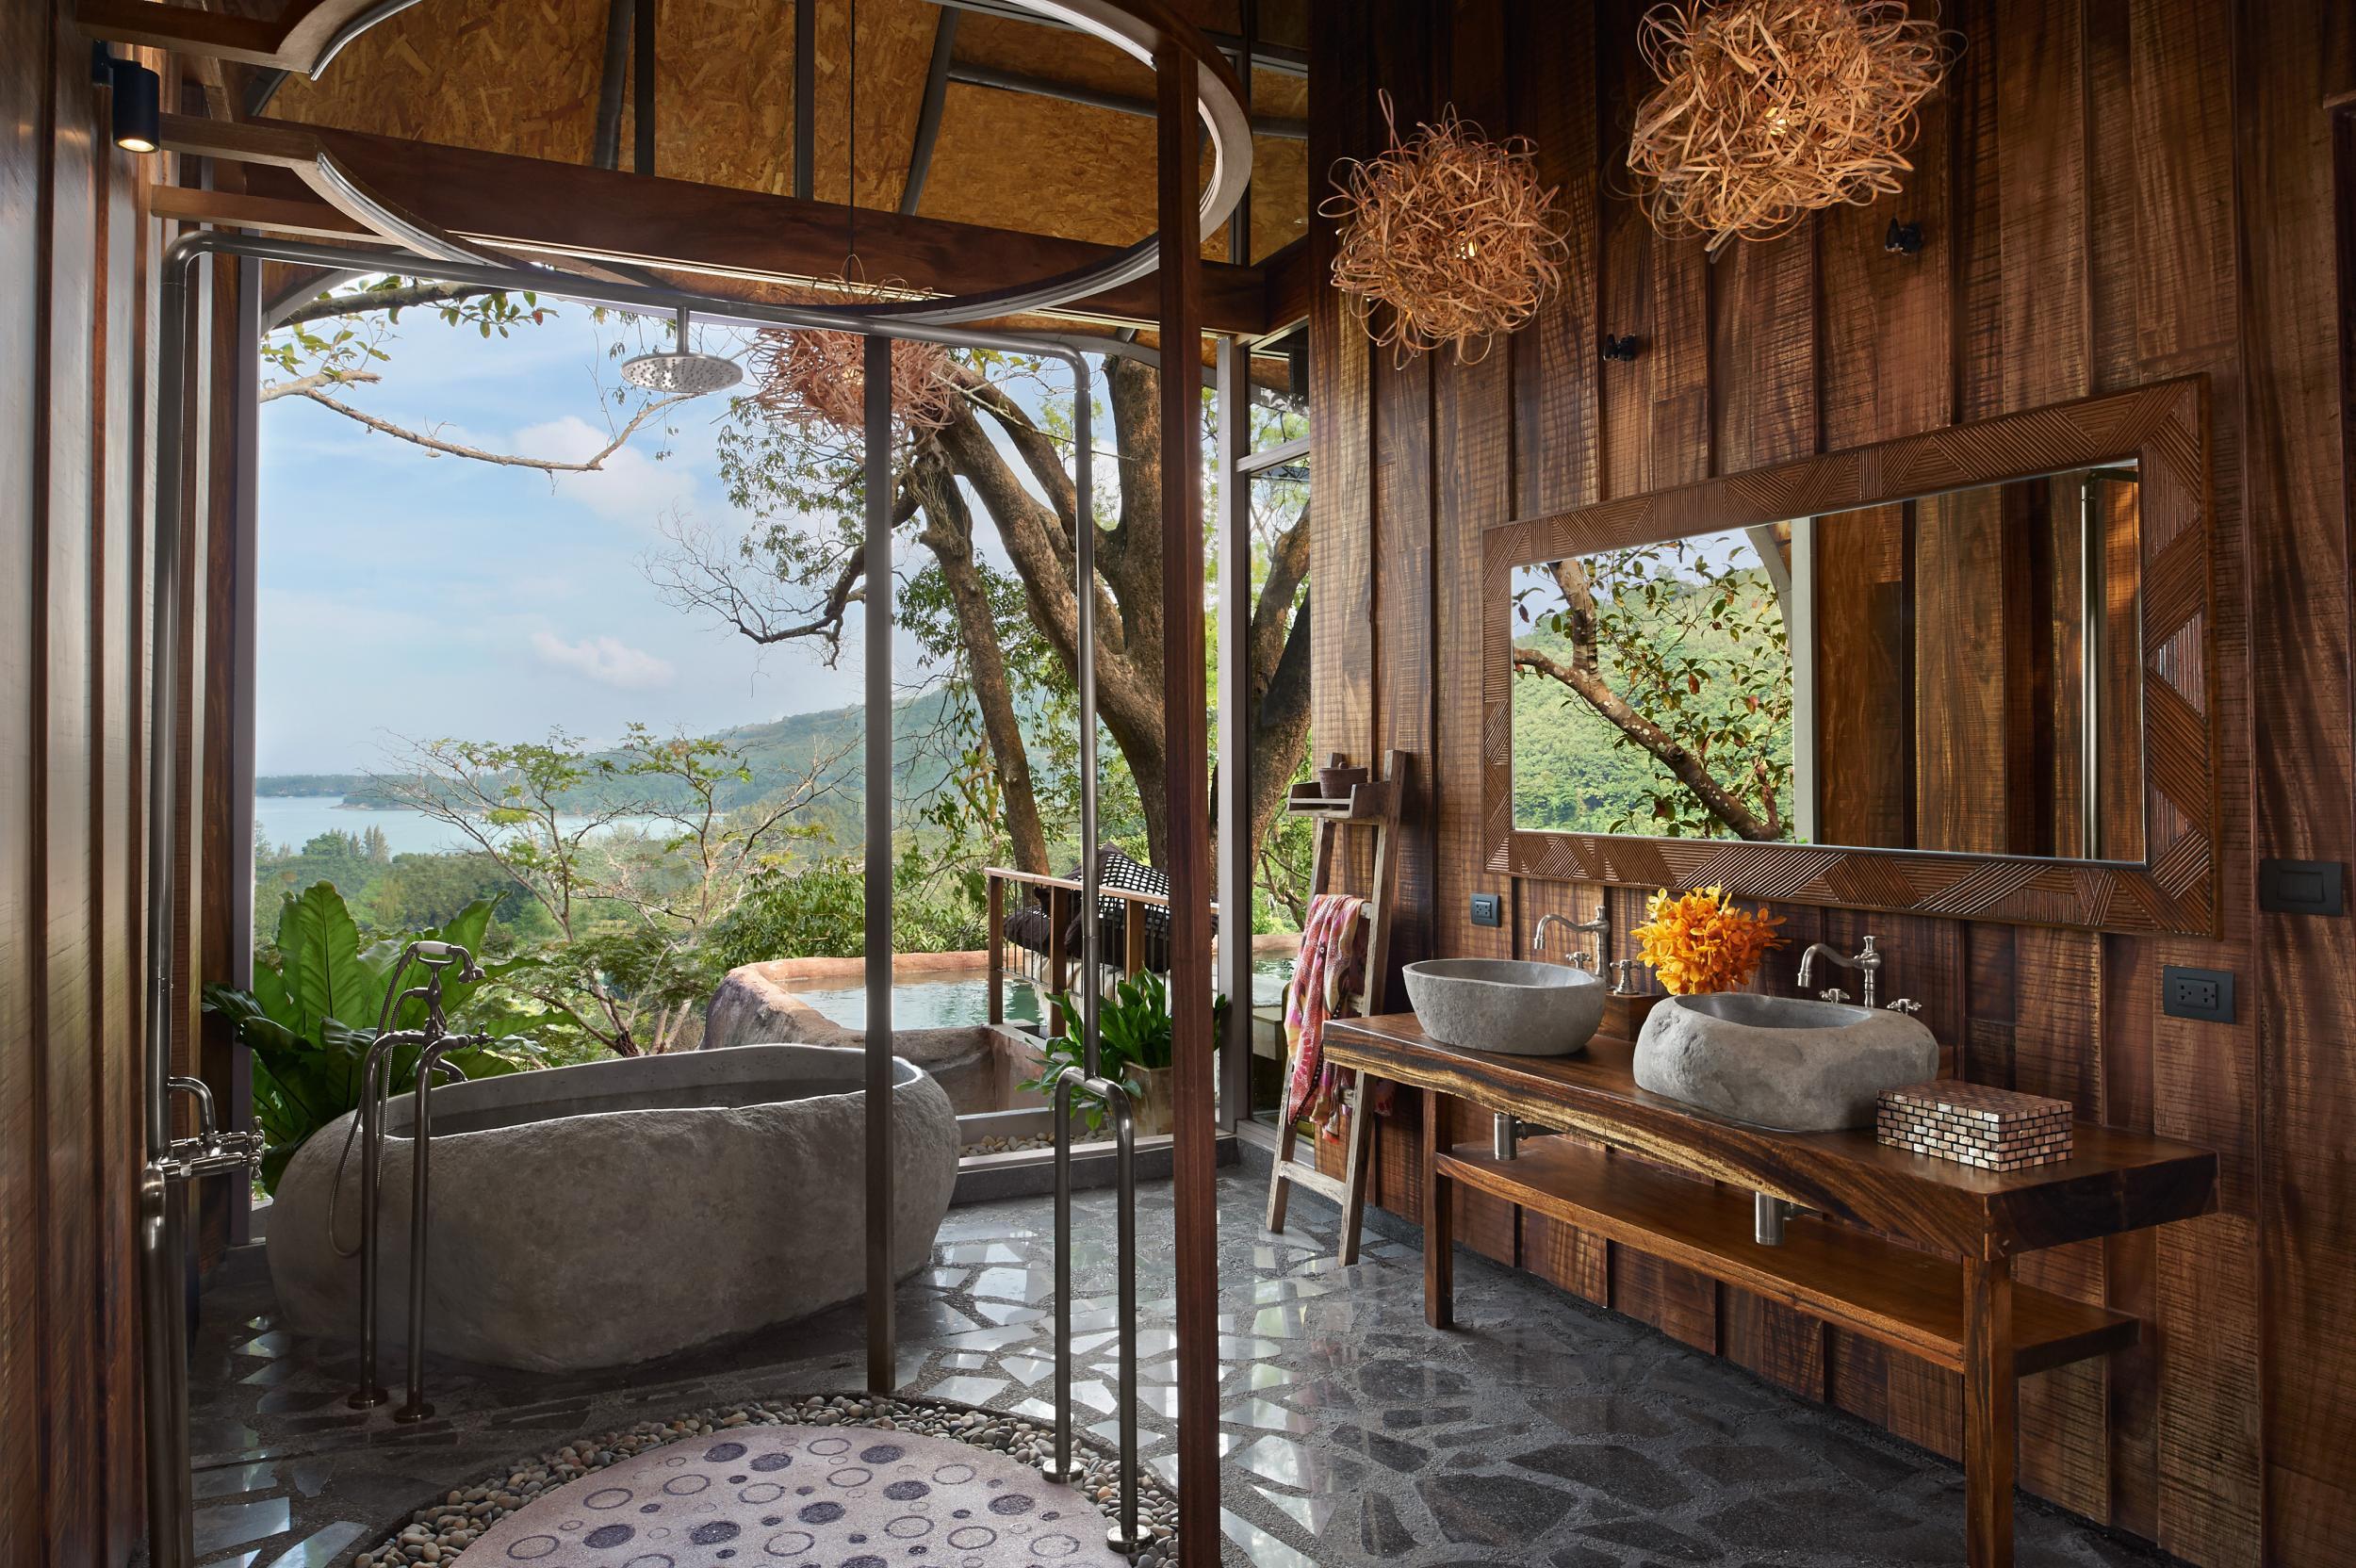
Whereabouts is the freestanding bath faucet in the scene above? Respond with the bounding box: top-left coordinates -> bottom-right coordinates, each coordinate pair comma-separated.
336,940 -> 492,1414
1532,908 -> 1611,972
1797,934 -> 1884,1009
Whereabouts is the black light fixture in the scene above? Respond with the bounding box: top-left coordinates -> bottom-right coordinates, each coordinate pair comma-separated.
106,55 -> 161,155
1601,333 -> 1642,363
1884,218 -> 1924,256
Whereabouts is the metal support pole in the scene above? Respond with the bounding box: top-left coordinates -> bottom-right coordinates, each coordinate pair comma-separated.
140,239 -> 199,1568
1076,361 -> 1100,1070
864,333 -> 897,1393
631,0 -> 656,174
1492,1113 -> 1519,1161
393,1046 -> 471,1423
1104,1080 -> 1140,1554
1045,1070 -> 1140,1551
1212,336 -> 1251,1129
1043,1068 -> 1081,1487
794,0 -> 815,201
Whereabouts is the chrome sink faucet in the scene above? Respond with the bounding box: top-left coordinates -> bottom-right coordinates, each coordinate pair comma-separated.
1797,934 -> 1883,1008
1533,908 -> 1610,972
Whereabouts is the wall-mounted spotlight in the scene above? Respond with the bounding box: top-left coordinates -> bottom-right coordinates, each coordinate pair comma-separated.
1601,333 -> 1642,363
106,55 -> 161,155
1884,219 -> 1924,255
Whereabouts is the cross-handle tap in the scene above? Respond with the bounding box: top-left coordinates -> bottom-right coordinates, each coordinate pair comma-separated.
1532,909 -> 1610,972
1796,935 -> 1883,1009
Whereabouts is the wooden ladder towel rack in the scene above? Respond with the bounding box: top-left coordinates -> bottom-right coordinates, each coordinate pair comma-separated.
1263,748 -> 1407,1266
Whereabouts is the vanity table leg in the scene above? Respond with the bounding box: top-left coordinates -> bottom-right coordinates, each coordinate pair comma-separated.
1962,1253 -> 2016,1568
1337,1071 -> 1373,1266
1422,1087 -> 1453,1329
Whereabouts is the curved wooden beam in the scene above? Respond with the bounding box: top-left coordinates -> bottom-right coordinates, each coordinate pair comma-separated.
94,0 -> 1252,325
76,0 -> 404,73
155,113 -> 1271,333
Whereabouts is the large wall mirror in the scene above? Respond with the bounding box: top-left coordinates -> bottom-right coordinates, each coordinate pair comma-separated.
1482,380 -> 2217,935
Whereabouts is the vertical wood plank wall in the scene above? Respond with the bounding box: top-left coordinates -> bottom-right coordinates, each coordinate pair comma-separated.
0,5 -> 205,1564
1305,2 -> 2355,1562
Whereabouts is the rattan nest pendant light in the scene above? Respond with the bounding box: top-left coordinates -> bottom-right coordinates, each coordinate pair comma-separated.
751,0 -> 961,435
1323,91 -> 1571,366
1627,0 -> 1956,256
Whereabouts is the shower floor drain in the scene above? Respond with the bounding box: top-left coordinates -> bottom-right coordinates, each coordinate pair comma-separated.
465,1427 -> 1130,1568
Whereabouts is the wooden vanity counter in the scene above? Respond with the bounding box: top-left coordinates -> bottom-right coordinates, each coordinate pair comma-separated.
1321,1014 -> 2219,1568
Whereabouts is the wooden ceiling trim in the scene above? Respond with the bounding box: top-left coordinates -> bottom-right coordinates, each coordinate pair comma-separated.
160,112 -> 1268,332
77,0 -> 384,72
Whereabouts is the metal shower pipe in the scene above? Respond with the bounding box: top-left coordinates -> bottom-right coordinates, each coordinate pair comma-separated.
139,227 -> 1103,1568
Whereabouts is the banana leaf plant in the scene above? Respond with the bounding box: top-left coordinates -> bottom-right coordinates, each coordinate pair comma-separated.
203,881 -> 543,1192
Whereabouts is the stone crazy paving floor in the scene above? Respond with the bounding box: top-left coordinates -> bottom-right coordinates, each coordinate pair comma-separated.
188,1161 -> 2180,1568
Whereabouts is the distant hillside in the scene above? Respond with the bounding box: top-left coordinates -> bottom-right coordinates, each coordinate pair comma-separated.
261,689 -> 964,848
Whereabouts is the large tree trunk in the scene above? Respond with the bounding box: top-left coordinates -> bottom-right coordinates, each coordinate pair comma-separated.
907,446 -> 1052,875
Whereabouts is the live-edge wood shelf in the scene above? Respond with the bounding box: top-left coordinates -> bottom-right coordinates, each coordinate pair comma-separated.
1436,1136 -> 2136,1377
1321,1012 -> 2219,1568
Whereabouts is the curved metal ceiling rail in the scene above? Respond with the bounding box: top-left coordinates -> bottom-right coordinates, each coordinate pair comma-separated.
91,0 -> 1253,329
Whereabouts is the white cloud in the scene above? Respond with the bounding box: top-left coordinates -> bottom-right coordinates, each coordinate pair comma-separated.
530,630 -> 676,690
513,415 -> 697,524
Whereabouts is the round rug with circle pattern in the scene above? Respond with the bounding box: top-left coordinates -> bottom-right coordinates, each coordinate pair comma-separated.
464,1427 -> 1131,1568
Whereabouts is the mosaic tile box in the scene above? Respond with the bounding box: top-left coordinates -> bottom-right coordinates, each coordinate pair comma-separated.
1875,1080 -> 2075,1171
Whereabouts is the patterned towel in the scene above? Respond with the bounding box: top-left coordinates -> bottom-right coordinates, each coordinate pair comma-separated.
1282,893 -> 1370,1131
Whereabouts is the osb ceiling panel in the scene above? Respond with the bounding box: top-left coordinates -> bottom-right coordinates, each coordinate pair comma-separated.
270,0 -> 603,165
261,0 -> 1297,257
951,11 -> 1154,102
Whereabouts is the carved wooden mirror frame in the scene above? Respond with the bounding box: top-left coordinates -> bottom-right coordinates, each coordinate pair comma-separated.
1481,377 -> 2217,936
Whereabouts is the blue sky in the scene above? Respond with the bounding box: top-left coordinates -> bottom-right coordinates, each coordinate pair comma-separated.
256,302 -> 933,775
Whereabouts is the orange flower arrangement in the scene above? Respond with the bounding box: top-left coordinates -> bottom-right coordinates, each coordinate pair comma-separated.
1632,885 -> 1785,994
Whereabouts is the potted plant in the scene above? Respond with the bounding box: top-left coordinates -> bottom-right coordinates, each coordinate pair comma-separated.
1025,971 -> 1228,1137
1629,884 -> 1785,994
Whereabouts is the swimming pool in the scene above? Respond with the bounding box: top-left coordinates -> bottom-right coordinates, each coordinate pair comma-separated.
785,957 -> 1299,1032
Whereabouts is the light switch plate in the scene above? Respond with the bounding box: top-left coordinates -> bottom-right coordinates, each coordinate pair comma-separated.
2259,858 -> 2345,916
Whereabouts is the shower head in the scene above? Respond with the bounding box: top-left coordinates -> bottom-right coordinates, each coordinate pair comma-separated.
621,305 -> 744,397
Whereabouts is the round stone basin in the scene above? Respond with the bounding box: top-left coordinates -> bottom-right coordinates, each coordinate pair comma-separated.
1633,992 -> 1937,1132
267,1044 -> 957,1372
1404,957 -> 1605,1056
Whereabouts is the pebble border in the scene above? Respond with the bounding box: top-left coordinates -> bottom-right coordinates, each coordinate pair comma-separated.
350,1391 -> 1179,1568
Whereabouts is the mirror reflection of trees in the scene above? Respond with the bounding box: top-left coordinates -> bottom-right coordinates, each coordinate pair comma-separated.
1513,531 -> 1795,841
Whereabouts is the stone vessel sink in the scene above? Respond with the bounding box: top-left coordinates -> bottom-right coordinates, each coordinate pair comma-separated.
1403,958 -> 1606,1057
1633,992 -> 1937,1132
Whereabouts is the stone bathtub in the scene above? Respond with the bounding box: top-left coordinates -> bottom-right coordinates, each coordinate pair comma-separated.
266,1044 -> 957,1373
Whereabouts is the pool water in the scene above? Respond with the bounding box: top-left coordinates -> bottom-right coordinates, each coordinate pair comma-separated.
787,957 -> 1299,1032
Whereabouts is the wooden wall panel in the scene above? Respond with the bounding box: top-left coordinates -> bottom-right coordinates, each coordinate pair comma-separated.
1305,1 -> 2356,1563
0,4 -> 173,1563
0,0 -> 47,1557
2246,1 -> 2356,1560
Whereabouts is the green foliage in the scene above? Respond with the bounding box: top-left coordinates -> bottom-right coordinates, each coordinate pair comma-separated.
708,845 -> 990,970
1513,532 -> 1795,840
203,882 -> 542,1192
1023,972 -> 1230,1132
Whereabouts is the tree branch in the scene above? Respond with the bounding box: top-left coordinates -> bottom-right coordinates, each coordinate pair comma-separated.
274,283 -> 502,328
258,368 -> 382,403
289,386 -> 687,476
1513,644 -> 1778,841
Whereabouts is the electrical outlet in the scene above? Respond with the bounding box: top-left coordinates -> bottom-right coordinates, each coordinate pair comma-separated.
1469,892 -> 1503,928
2162,965 -> 2236,1024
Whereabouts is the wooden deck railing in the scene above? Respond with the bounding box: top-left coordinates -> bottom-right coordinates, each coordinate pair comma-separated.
982,866 -> 1220,1037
